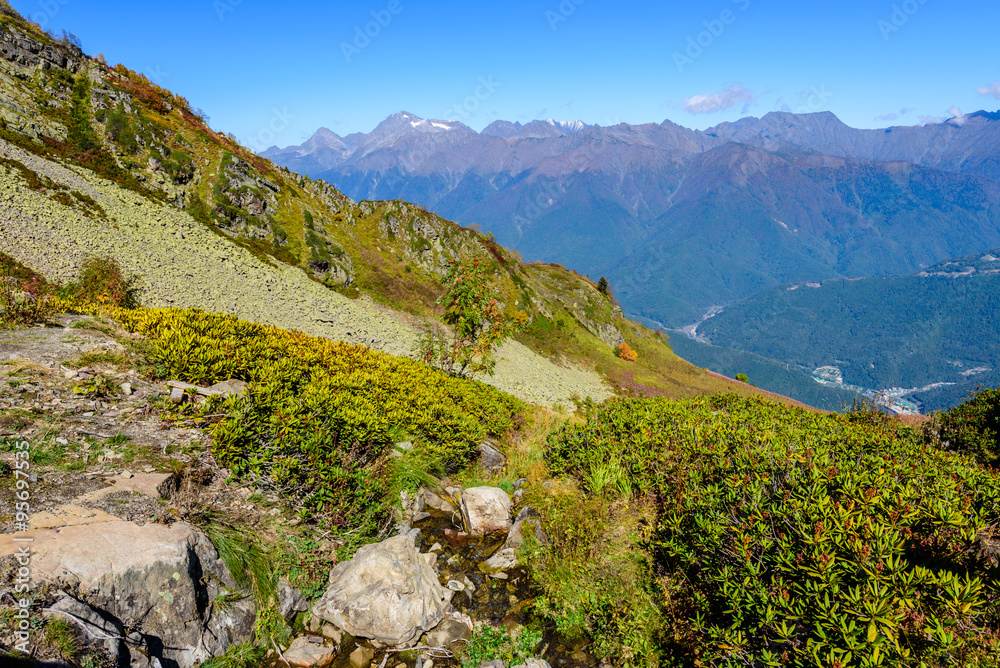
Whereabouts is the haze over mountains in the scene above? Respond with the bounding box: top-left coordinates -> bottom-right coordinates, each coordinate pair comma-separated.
264,110 -> 1000,331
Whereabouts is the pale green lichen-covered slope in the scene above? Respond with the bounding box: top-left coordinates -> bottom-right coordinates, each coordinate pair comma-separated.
0,140 -> 611,406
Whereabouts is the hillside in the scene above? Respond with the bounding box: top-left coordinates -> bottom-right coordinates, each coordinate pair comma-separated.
695,250 -> 1000,413
266,111 -> 1000,328
0,11 -> 769,408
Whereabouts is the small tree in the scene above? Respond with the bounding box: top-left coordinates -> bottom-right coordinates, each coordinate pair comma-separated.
419,259 -> 528,377
597,276 -> 609,296
616,342 -> 638,362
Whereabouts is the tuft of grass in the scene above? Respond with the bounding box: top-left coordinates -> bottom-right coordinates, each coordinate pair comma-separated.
199,642 -> 265,668
44,617 -> 80,661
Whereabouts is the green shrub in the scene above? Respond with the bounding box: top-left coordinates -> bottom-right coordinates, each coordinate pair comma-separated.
160,149 -> 195,184
1,253 -> 55,326
65,256 -> 143,309
547,394 -> 1000,667
68,76 -> 98,152
932,388 -> 1000,468
460,625 -> 543,668
56,305 -> 524,538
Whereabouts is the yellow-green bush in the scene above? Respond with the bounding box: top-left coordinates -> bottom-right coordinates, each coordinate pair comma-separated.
60,302 -> 523,531
547,394 -> 1000,667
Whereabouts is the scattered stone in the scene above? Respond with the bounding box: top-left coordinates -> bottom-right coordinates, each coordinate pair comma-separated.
278,578 -> 310,622
283,637 -> 336,668
120,382 -> 132,396
460,486 -> 513,536
349,645 -> 375,668
312,535 -> 453,646
444,528 -> 468,549
413,511 -> 431,522
321,623 -> 343,644
422,488 -> 445,510
486,506 -> 548,570
446,580 -> 465,592
477,440 -> 506,473
120,470 -> 134,479
207,378 -> 248,397
429,542 -> 443,553
488,572 -> 509,580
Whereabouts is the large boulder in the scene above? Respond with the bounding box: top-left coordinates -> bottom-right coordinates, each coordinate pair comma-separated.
460,487 -> 512,536
2,519 -> 255,668
311,535 -> 453,646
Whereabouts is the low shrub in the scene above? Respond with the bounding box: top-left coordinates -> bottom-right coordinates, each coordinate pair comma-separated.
0,254 -> 54,326
546,394 -> 1000,667
63,257 -> 143,309
55,303 -> 524,537
931,388 -> 1000,468
616,342 -> 637,362
460,625 -> 543,668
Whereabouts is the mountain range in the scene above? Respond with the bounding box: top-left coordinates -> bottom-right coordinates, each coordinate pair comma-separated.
264,110 -> 1000,330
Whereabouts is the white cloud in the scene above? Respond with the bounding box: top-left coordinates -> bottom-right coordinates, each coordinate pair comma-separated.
947,106 -> 968,125
976,82 -> 1000,99
919,115 -> 943,125
683,84 -> 757,114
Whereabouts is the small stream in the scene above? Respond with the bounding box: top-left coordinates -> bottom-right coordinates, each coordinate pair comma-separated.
268,497 -> 599,668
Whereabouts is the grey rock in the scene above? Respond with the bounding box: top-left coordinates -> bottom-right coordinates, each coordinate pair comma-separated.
512,660 -> 552,668
477,441 -> 506,473
422,618 -> 472,650
278,578 -> 310,622
208,378 -> 249,398
350,645 -> 375,668
283,636 -> 337,668
312,535 -> 453,646
460,487 -> 513,536
20,521 -> 256,668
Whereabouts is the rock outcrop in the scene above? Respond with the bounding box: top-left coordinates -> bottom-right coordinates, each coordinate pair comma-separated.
4,518 -> 255,668
311,534 -> 453,647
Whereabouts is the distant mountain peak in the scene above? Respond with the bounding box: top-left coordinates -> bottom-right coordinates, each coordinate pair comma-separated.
545,119 -> 589,133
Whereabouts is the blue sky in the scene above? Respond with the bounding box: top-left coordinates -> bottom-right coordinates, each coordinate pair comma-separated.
11,0 -> 1000,150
